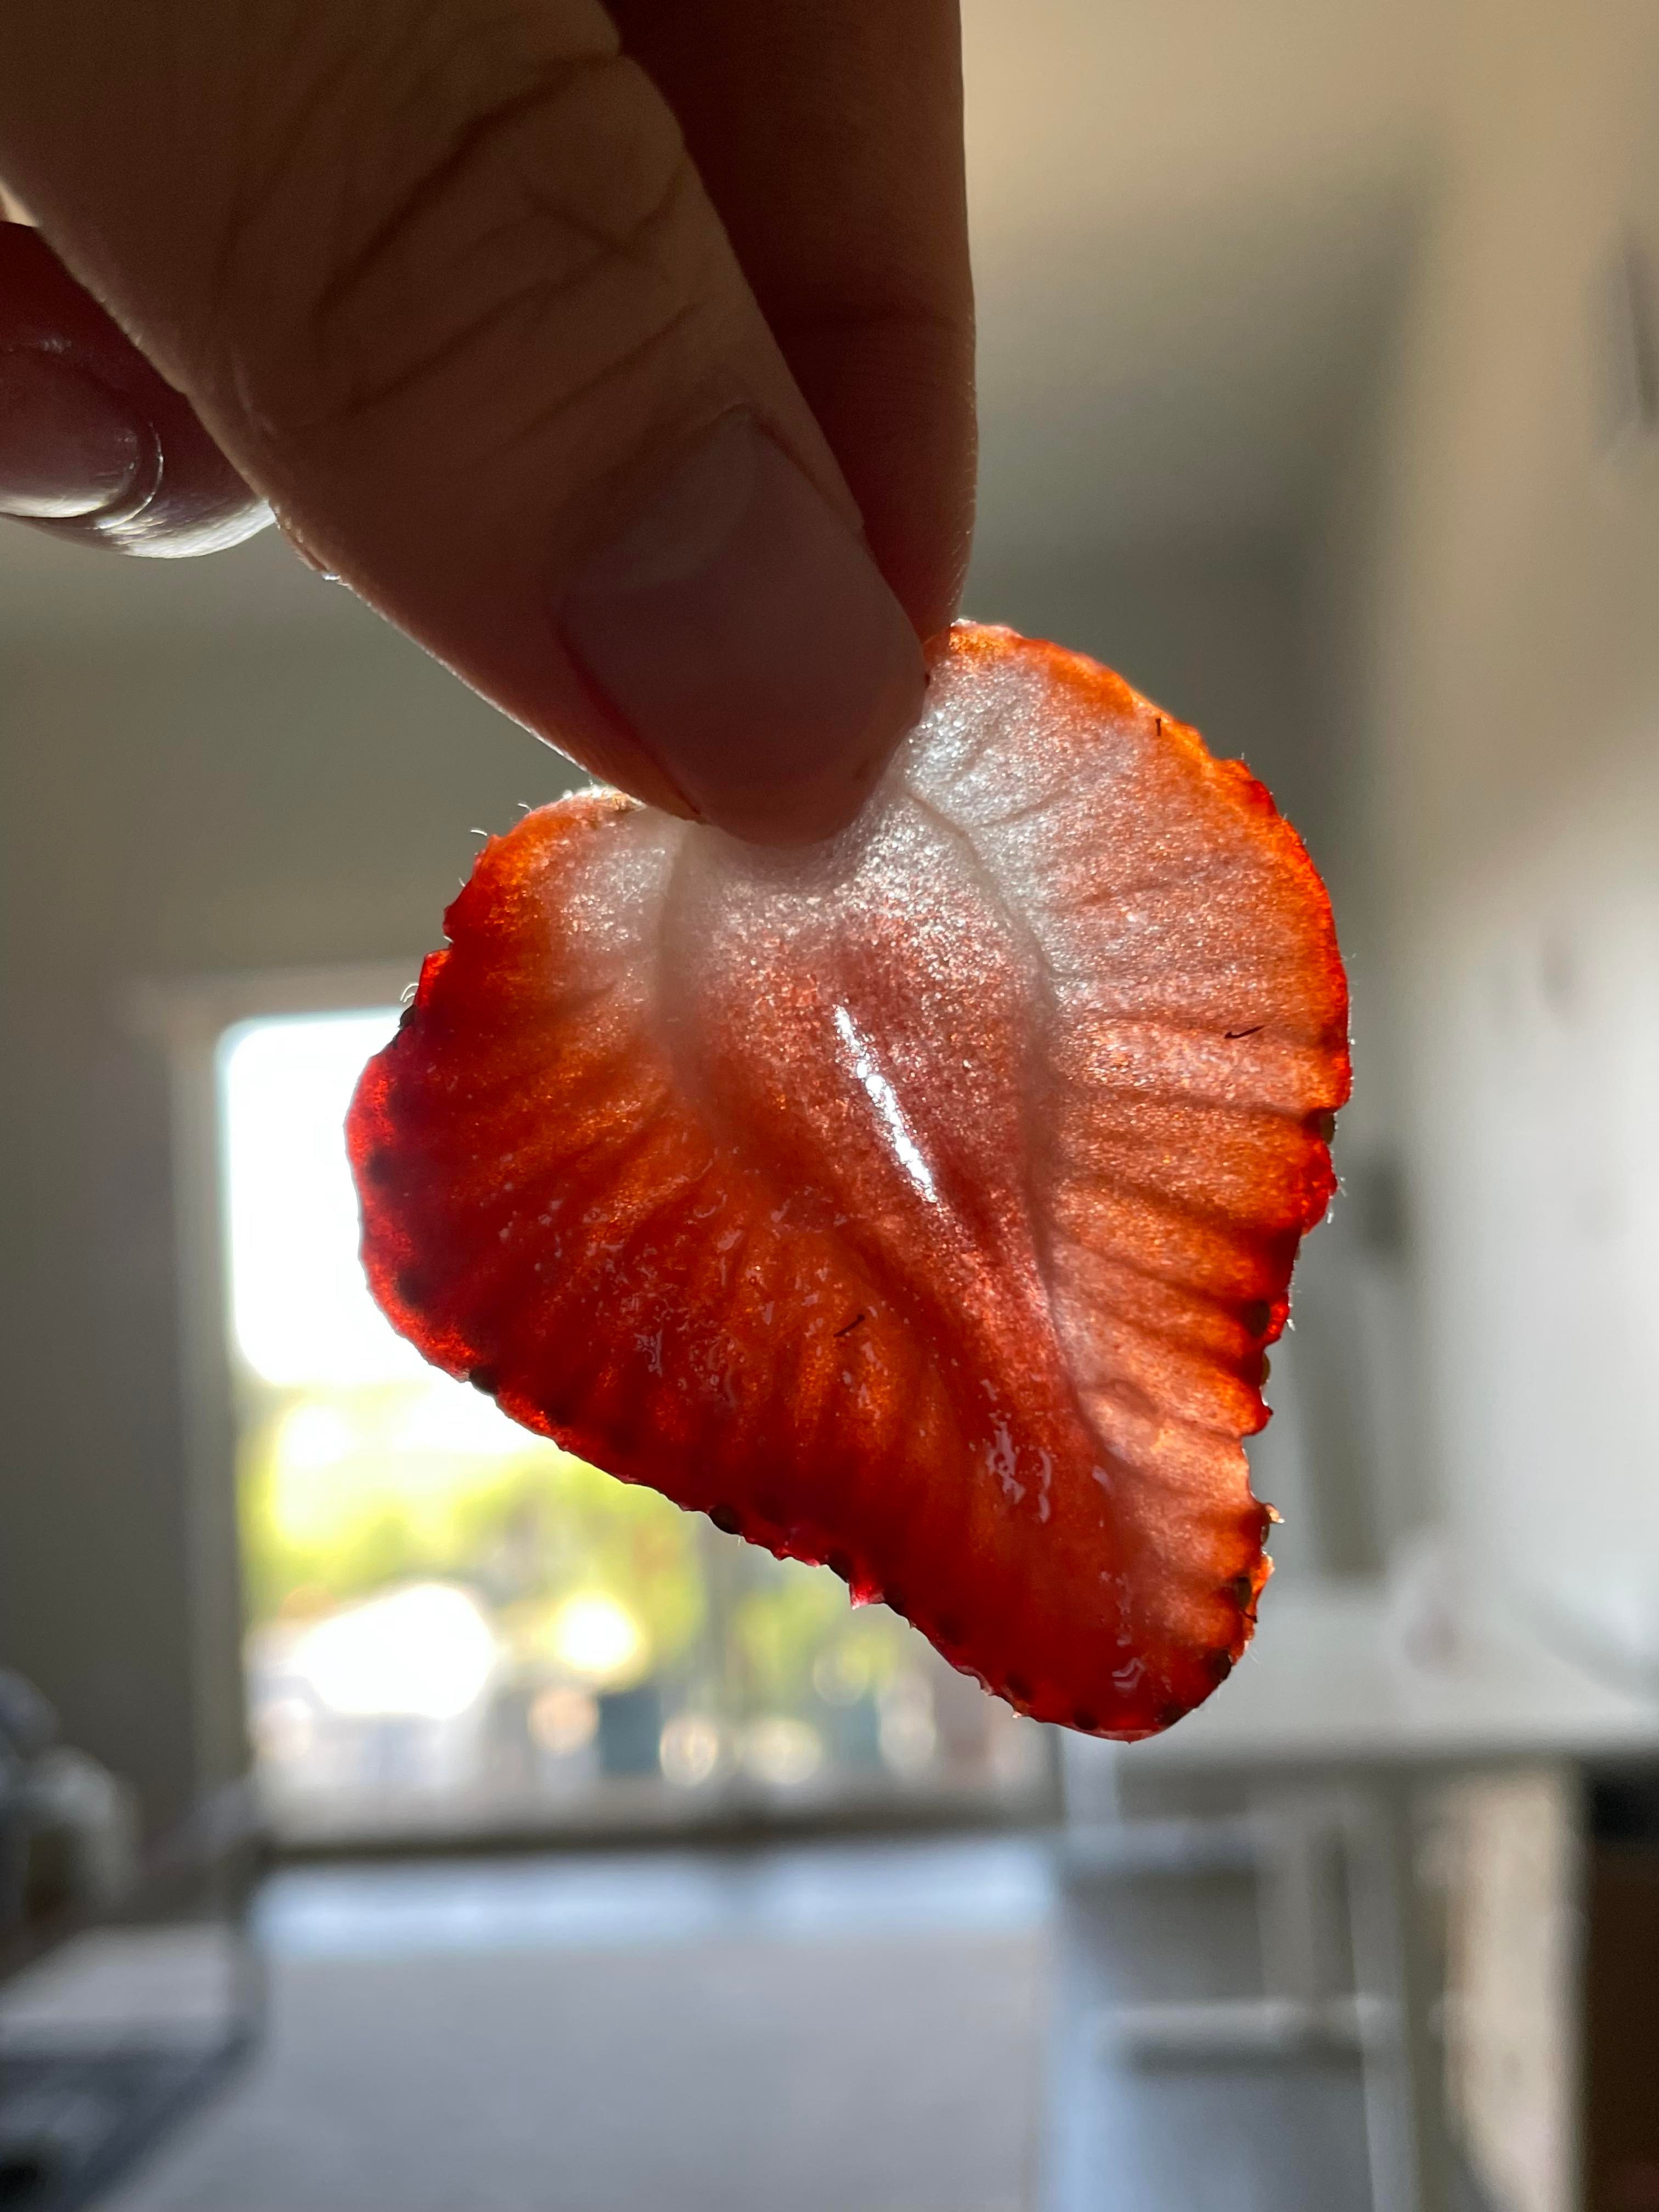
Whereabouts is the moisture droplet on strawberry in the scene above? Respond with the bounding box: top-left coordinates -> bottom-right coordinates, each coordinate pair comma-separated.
348,623 -> 1350,1738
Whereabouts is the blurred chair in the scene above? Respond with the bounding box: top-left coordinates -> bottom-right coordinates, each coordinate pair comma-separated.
0,1678 -> 265,2212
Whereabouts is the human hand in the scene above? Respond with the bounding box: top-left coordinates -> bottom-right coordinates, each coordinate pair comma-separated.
0,1 -> 973,842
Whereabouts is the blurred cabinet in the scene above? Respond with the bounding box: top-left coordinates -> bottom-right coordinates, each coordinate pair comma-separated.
1441,1768 -> 1581,2212
1442,1769 -> 1659,2212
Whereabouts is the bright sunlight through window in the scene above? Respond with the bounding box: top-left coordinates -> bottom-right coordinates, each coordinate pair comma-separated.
222,1010 -> 417,1387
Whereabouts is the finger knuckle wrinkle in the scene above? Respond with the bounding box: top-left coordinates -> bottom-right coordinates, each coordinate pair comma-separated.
237,42 -> 699,446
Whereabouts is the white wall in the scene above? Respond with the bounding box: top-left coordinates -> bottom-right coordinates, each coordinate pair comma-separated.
1312,0 -> 1659,1668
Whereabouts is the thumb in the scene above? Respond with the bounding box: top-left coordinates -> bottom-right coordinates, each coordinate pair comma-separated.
0,0 -> 926,843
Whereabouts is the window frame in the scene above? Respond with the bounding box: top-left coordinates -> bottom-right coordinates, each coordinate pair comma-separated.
129,961 -> 426,1827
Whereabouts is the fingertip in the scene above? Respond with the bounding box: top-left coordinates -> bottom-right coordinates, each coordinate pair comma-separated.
0,350 -> 145,520
0,221 -> 269,556
559,410 -> 925,845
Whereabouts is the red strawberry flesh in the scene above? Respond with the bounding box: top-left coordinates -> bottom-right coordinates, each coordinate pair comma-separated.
348,624 -> 1350,1737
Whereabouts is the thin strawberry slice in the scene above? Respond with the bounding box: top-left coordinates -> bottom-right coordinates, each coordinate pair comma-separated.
349,623 -> 1350,1737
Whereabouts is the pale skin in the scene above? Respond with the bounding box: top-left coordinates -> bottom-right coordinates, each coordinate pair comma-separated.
0,0 -> 975,843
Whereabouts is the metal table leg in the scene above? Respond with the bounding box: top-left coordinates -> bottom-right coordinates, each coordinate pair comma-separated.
1088,1789 -> 1378,2063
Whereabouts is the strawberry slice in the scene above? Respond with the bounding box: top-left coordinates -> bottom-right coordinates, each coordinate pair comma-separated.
348,623 -> 1349,1737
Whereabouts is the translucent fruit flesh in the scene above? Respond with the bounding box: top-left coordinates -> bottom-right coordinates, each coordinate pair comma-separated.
348,624 -> 1350,1737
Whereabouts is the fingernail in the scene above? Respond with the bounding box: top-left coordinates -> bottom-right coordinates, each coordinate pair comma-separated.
0,349 -> 146,520
561,410 -> 925,843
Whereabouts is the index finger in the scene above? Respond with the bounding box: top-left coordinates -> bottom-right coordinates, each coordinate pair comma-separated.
612,0 -> 975,642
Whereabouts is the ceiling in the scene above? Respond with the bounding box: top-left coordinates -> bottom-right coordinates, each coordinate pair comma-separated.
964,0 -> 1443,558
0,0 -> 1443,643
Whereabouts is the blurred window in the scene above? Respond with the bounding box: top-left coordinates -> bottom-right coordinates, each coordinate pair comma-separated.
219,1009 -> 1051,1845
